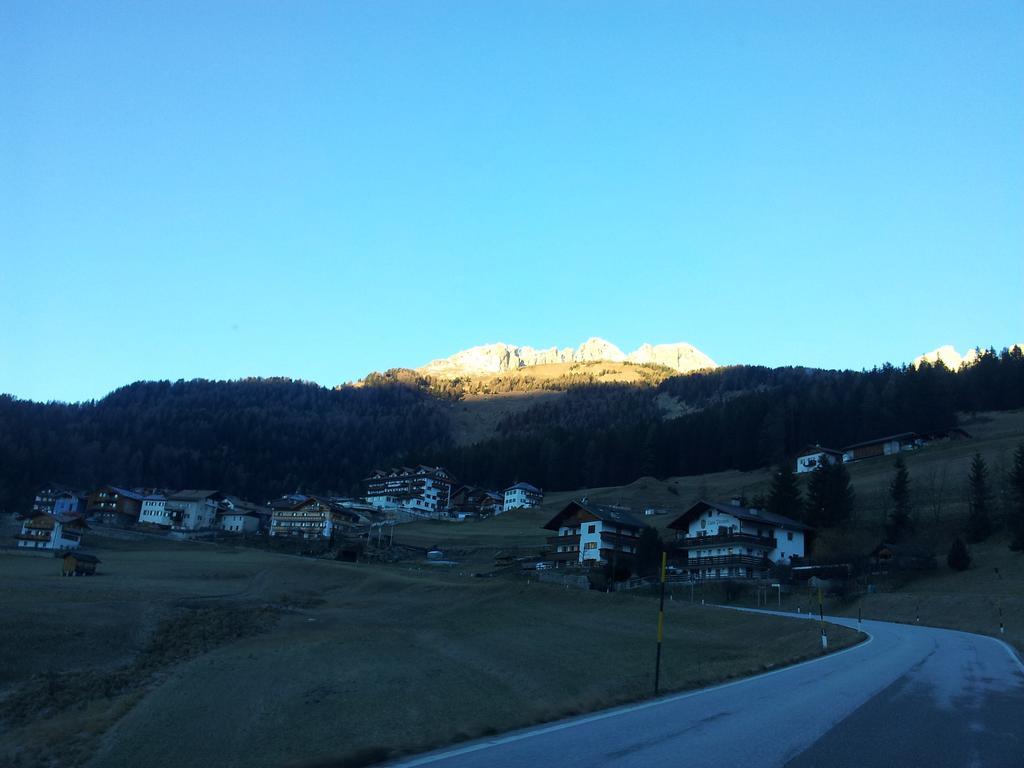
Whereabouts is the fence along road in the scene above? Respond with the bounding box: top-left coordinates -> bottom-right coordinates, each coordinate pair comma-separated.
389,612 -> 1024,768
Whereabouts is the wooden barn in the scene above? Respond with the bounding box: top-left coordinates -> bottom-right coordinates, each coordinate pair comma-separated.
61,552 -> 101,576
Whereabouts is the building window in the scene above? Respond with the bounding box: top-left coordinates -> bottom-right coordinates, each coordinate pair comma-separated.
587,524 -> 596,533
787,531 -> 794,541
584,542 -> 597,550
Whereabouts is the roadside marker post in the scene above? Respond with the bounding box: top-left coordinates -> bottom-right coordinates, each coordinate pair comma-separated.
654,551 -> 667,695
819,587 -> 828,650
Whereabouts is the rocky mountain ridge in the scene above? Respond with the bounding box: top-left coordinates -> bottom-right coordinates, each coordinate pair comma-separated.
418,337 -> 717,378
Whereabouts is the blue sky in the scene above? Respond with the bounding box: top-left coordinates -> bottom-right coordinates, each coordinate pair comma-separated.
2,1 -> 1022,403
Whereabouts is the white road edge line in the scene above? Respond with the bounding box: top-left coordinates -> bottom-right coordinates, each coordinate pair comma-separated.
994,637 -> 1024,674
390,620 -> 873,767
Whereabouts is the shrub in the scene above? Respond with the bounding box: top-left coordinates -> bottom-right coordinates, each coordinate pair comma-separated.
947,537 -> 971,572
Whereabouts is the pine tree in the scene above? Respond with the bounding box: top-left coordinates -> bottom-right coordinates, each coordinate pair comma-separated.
830,461 -> 856,524
965,453 -> 994,543
947,536 -> 971,571
767,464 -> 802,520
1008,443 -> 1024,551
887,456 -> 912,542
805,465 -> 829,526
804,461 -> 856,527
634,527 -> 664,577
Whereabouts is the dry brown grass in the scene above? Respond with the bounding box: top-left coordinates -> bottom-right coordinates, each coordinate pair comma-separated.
399,409 -> 1024,560
827,535 -> 1024,653
0,540 -> 860,768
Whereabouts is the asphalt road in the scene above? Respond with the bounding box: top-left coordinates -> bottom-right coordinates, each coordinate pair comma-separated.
390,612 -> 1024,768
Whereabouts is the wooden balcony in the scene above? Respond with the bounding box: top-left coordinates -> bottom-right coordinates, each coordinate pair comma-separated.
675,532 -> 775,549
600,531 -> 640,547
547,534 -> 580,547
599,545 -> 637,559
548,550 -> 579,562
15,532 -> 52,542
684,554 -> 769,568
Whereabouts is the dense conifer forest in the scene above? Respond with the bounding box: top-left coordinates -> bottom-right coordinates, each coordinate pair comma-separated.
1,348 -> 1022,513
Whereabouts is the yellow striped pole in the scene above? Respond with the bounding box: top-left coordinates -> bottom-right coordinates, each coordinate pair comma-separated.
655,550 -> 667,694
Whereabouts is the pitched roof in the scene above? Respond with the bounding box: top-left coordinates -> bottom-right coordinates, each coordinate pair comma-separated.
667,500 -> 812,532
167,490 -> 221,502
38,482 -> 75,494
107,486 -> 145,501
54,512 -> 87,526
542,500 -> 646,531
505,482 -> 542,493
268,494 -> 309,510
796,445 -> 843,457
62,552 -> 100,563
842,433 -> 918,451
220,496 -> 270,517
364,465 -> 453,481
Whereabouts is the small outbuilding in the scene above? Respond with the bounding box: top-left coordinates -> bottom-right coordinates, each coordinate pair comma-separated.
61,551 -> 101,576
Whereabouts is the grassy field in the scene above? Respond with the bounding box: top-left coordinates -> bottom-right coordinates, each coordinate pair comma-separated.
4,409 -> 1021,767
0,537 -> 860,768
398,409 -> 1024,558
833,534 -> 1024,653
395,408 -> 1024,654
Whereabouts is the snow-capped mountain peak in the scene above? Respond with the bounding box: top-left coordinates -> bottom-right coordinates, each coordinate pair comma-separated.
417,338 -> 717,377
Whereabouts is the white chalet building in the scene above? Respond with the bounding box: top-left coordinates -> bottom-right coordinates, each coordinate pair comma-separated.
139,494 -> 171,527
166,490 -> 224,531
218,496 -> 270,534
668,499 -> 811,581
502,482 -> 543,513
364,466 -> 455,516
794,445 -> 844,474
269,495 -> 363,540
543,500 -> 647,568
15,512 -> 87,550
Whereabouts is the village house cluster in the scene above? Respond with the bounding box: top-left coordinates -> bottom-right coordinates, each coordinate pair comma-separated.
13,468 -> 544,551
364,465 -> 544,518
541,496 -> 808,581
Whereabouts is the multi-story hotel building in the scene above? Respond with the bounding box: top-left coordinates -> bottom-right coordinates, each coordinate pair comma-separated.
86,486 -> 144,527
31,484 -> 87,517
269,495 -> 363,540
364,466 -> 455,516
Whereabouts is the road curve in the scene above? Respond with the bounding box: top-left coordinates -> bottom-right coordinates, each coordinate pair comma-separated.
390,612 -> 1024,768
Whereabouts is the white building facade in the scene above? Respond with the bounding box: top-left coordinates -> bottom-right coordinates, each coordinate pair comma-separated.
364,466 -> 455,516
139,494 -> 171,526
668,499 -> 810,580
166,490 -> 223,531
218,496 -> 268,534
15,513 -> 86,550
795,446 -> 843,474
269,496 -> 361,540
502,482 -> 543,513
543,501 -> 646,568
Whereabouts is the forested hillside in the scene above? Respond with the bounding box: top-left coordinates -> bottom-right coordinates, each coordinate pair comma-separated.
1,348 -> 1022,513
0,379 -> 451,513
